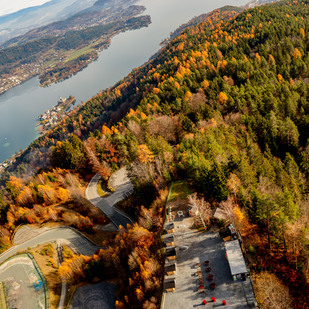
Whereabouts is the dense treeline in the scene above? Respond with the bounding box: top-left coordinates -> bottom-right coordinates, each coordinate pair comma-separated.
0,37 -> 58,66
56,15 -> 151,51
1,0 -> 309,308
170,5 -> 243,41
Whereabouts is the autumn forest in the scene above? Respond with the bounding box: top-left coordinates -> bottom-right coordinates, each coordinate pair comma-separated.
0,0 -> 309,308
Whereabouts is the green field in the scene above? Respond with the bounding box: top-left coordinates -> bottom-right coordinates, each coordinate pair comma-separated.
167,180 -> 191,203
0,282 -> 8,309
64,45 -> 93,62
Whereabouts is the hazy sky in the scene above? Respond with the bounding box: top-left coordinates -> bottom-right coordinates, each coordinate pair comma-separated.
0,0 -> 50,16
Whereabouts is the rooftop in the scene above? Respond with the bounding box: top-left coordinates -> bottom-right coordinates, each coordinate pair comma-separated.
225,240 -> 248,276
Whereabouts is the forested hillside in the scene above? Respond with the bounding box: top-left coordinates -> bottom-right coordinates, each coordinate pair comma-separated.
1,0 -> 309,308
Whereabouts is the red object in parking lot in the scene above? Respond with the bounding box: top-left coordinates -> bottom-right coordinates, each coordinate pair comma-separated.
211,296 -> 216,302
202,299 -> 207,305
222,300 -> 227,306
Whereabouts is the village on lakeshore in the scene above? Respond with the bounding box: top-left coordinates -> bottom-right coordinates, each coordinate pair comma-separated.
37,95 -> 76,135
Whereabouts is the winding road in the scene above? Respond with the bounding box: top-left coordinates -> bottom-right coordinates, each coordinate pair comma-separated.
0,226 -> 99,265
0,167 -> 134,308
0,226 -> 100,309
85,167 -> 134,228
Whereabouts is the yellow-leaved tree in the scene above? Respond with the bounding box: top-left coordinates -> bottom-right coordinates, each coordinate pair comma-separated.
202,80 -> 209,89
137,145 -> 154,164
58,187 -> 70,203
293,48 -> 302,59
218,91 -> 228,104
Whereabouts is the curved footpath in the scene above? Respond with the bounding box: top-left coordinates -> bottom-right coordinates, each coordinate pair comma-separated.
86,167 -> 134,228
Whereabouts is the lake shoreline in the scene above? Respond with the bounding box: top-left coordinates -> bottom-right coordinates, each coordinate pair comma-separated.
0,0 -> 249,164
0,10 -> 151,96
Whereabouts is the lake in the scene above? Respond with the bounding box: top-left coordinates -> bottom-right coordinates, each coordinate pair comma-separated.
0,0 -> 247,163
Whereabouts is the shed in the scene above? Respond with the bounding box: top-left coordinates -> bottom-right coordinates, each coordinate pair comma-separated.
219,224 -> 237,240
164,222 -> 174,234
225,240 -> 248,281
163,235 -> 175,247
164,278 -> 176,292
213,207 -> 226,220
165,262 -> 176,276
165,246 -> 177,261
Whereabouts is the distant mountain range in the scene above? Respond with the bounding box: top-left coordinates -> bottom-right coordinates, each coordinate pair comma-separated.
0,0 -> 98,43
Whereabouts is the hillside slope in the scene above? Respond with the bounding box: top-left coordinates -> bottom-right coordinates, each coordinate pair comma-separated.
1,0 -> 309,308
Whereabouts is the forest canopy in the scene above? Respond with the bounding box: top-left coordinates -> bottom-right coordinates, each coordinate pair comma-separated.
1,0 -> 309,308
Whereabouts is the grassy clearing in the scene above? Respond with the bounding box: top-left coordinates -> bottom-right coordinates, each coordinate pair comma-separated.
0,282 -> 7,309
64,46 -> 93,63
167,180 -> 191,202
60,246 -> 76,309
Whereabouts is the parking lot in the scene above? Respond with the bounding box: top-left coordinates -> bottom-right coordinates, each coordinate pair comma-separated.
163,217 -> 256,309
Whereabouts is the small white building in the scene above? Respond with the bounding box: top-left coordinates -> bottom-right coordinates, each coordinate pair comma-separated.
225,240 -> 248,281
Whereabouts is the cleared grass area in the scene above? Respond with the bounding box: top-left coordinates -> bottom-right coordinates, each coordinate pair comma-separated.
64,46 -> 93,62
0,282 -> 7,309
32,245 -> 77,309
167,180 -> 191,202
60,246 -> 77,309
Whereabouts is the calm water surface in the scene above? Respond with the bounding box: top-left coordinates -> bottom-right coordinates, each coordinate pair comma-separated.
0,0 -> 247,162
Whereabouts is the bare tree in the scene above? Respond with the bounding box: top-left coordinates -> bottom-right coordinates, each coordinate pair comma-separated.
154,153 -> 173,180
127,120 -> 145,143
84,144 -> 111,180
188,92 -> 206,113
219,196 -> 236,225
148,115 -> 177,143
188,193 -> 211,228
130,161 -> 155,185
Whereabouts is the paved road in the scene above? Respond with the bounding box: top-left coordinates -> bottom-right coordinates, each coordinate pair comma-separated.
85,174 -> 102,205
86,167 -> 134,228
14,225 -> 51,245
0,226 -> 100,309
0,227 -> 98,265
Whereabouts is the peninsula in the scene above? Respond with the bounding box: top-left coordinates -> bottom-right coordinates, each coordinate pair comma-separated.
0,3 -> 151,94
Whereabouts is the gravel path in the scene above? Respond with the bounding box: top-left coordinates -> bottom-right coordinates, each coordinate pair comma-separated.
13,225 -> 52,245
